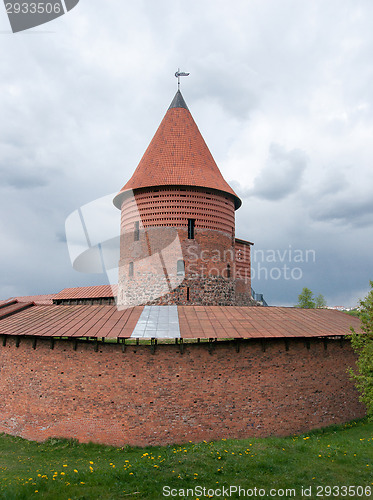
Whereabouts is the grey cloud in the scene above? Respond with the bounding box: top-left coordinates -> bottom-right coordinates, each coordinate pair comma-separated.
311,196 -> 373,227
1,168 -> 49,189
56,231 -> 67,243
191,59 -> 260,119
317,173 -> 349,197
239,143 -> 308,201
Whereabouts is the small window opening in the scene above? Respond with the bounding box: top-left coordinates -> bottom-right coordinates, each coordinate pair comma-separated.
187,287 -> 190,301
134,221 -> 139,241
187,218 -> 195,239
177,260 -> 185,276
129,262 -> 134,277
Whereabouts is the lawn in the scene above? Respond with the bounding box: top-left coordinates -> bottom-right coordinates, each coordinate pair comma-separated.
0,419 -> 372,499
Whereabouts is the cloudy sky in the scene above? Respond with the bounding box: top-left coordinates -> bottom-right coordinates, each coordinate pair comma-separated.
1,0 -> 372,307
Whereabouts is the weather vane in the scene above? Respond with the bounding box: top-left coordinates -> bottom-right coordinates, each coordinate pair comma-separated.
175,68 -> 190,90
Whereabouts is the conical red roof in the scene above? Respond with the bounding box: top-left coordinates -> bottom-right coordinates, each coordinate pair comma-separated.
113,91 -> 241,209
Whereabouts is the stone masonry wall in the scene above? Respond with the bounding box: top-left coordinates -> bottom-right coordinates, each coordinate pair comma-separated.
0,336 -> 365,447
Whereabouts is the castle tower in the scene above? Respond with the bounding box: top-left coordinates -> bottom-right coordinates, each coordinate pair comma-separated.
113,90 -> 253,307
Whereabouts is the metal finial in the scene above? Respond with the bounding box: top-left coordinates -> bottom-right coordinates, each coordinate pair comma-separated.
175,68 -> 190,90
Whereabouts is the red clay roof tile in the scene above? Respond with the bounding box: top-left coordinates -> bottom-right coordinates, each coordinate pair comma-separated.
113,91 -> 241,210
3,286 -> 117,305
14,294 -> 56,305
0,303 -> 361,340
54,285 -> 117,300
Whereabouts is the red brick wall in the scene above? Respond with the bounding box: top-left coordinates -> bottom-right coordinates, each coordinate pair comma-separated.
117,186 -> 256,306
118,226 -> 247,306
235,239 -> 252,304
0,336 -> 365,447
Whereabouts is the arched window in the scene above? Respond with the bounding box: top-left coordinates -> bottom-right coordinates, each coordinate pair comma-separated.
129,262 -> 134,277
177,260 -> 185,276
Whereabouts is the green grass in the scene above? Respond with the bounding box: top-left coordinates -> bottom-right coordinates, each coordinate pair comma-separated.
0,420 -> 372,499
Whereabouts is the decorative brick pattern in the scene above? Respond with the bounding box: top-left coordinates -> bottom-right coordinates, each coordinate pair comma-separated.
120,187 -> 236,234
0,336 -> 365,447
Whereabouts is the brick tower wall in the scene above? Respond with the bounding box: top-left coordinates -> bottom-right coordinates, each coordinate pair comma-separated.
235,239 -> 252,305
117,187 -> 253,306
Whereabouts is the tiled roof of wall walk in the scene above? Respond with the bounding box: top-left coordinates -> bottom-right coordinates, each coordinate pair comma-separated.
3,285 -> 118,306
0,303 -> 361,340
113,90 -> 242,210
54,285 -> 117,300
0,302 -> 142,339
13,294 -> 56,305
0,298 -> 17,307
0,300 -> 34,320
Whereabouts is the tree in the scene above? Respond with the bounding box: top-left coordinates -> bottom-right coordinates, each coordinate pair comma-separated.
296,287 -> 315,308
315,293 -> 327,308
349,281 -> 373,420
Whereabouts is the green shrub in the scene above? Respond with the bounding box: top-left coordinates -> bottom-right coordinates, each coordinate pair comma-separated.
349,280 -> 373,420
